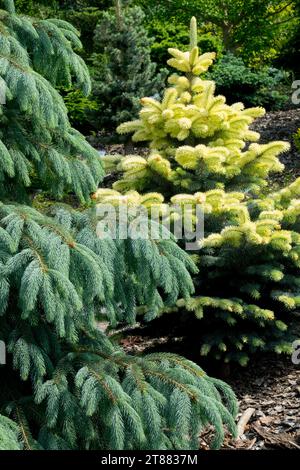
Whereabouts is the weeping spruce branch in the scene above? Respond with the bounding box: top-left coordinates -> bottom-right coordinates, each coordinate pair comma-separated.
0,2 -> 237,450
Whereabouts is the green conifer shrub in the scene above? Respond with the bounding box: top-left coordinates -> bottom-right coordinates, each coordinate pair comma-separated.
295,129 -> 300,152
207,53 -> 289,111
90,1 -> 167,138
0,1 -> 237,449
0,415 -> 22,450
96,17 -> 300,366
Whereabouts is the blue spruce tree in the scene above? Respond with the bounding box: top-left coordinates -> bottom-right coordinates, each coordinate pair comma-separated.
0,1 -> 237,449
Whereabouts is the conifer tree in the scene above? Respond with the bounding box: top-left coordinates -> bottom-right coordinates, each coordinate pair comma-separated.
0,415 -> 22,450
90,1 -> 167,136
0,2 -> 237,449
96,17 -> 299,365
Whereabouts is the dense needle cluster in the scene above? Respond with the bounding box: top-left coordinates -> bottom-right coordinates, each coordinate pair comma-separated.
90,2 -> 166,135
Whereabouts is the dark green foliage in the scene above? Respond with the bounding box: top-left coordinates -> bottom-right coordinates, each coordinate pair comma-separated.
276,0 -> 300,74
145,19 -> 190,69
90,4 -> 167,138
207,53 -> 289,110
0,2 -> 237,449
14,0 -> 57,16
0,4 -> 102,203
59,7 -> 105,58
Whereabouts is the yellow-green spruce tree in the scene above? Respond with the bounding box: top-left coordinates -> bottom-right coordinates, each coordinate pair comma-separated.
95,17 -> 299,366
0,1 -> 237,449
